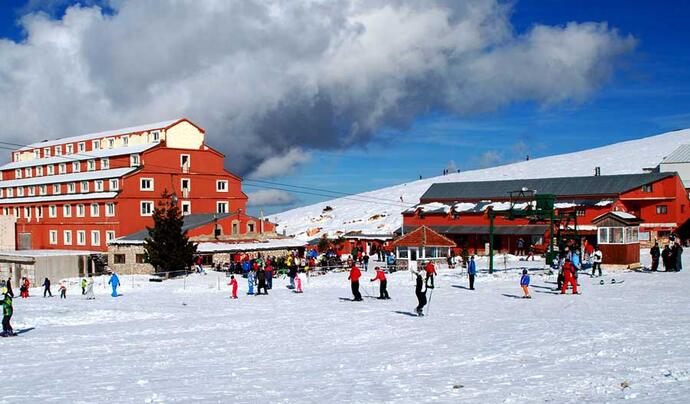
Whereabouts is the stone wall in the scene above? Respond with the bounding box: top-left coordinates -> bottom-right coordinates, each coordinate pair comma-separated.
107,244 -> 155,275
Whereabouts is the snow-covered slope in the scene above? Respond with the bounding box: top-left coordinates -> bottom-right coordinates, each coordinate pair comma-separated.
271,129 -> 690,239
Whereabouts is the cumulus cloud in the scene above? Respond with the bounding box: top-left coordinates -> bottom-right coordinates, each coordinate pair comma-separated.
248,148 -> 311,179
0,0 -> 635,175
247,189 -> 298,207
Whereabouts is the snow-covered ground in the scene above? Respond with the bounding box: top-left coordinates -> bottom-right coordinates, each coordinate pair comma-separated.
270,129 -> 690,240
2,252 -> 689,403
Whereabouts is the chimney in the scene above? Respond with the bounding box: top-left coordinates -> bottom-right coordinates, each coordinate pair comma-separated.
594,166 -> 601,176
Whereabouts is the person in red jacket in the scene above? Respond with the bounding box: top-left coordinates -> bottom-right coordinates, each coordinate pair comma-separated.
424,261 -> 436,289
227,275 -> 238,299
370,267 -> 390,299
348,262 -> 363,301
561,258 -> 579,295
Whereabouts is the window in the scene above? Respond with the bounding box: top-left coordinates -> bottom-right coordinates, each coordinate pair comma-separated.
105,202 -> 115,217
58,163 -> 67,174
135,254 -> 147,264
28,186 -> 35,196
63,230 -> 72,245
17,187 -> 24,197
232,222 -> 239,235
76,204 -> 85,217
36,206 -> 43,219
87,160 -> 96,171
0,189 -> 3,198
216,180 -> 228,192
3,207 -> 8,215
109,179 -> 119,191
47,165 -> 55,175
108,138 -> 115,149
91,230 -> 100,246
642,184 -> 652,192
14,207 -> 19,218
13,152 -> 18,162
122,136 -> 129,146
34,150 -> 40,159
63,204 -> 72,217
81,181 -> 89,193
130,154 -> 140,167
140,201 -> 154,216
44,147 -> 51,158
49,205 -> 57,218
53,184 -> 61,194
180,154 -> 190,172
95,180 -> 104,192
92,140 -> 100,150
113,254 -> 125,264
151,130 -> 160,142
77,230 -> 86,246
106,231 -> 116,243
54,145 -> 62,156
67,182 -> 76,193
216,201 -> 228,213
49,230 -> 58,245
181,201 -> 191,215
24,167 -> 31,178
101,158 -> 109,170
140,178 -> 154,191
6,188 -> 13,198
14,169 -> 21,179
656,205 -> 668,214
397,246 -> 409,259
90,203 -> 100,217
66,144 -> 74,154
36,166 -> 43,176
72,161 -> 80,172
24,207 -> 31,220
247,222 -> 255,233
78,142 -> 86,153
39,185 -> 47,195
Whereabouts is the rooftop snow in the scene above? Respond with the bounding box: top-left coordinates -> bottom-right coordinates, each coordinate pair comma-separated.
0,167 -> 137,189
196,239 -> 306,252
0,144 -> 158,171
610,211 -> 638,220
0,191 -> 118,205
18,119 -> 179,151
662,144 -> 690,164
0,249 -> 98,257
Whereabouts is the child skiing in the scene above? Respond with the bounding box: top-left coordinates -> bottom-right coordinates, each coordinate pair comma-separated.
20,277 -> 30,298
467,256 -> 477,290
414,270 -> 427,316
247,269 -> 256,295
348,262 -> 362,301
85,278 -> 95,300
228,275 -> 238,299
520,269 -> 531,299
81,278 -> 87,295
561,258 -> 579,295
1,290 -> 13,337
256,268 -> 268,295
59,281 -> 67,299
370,267 -> 390,299
424,261 -> 436,288
591,247 -> 603,277
108,273 -> 120,297
294,273 -> 303,293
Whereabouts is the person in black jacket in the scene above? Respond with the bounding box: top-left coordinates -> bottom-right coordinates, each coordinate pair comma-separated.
662,245 -> 672,271
256,268 -> 268,295
415,271 -> 427,316
42,277 -> 52,297
650,242 -> 660,271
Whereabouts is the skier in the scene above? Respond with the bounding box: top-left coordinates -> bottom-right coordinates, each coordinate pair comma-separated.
591,247 -> 603,277
414,270 -> 427,316
348,262 -> 362,301
58,281 -> 67,299
674,241 -> 683,271
20,277 -> 30,298
265,263 -> 274,290
425,261 -> 436,288
370,267 -> 390,299
256,268 -> 268,295
467,256 -> 477,290
520,269 -> 531,299
247,269 -> 256,295
1,290 -> 13,337
560,258 -> 579,295
288,265 -> 297,289
295,273 -> 303,293
228,275 -> 238,299
81,278 -> 87,295
650,242 -> 661,271
661,245 -> 672,271
85,278 -> 95,300
108,272 -> 120,297
5,276 -> 13,298
42,277 -> 52,298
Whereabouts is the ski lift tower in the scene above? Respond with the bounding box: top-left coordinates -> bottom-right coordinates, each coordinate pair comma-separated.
487,188 -> 574,273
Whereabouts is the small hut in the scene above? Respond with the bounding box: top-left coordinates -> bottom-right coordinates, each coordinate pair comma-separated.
392,226 -> 456,270
592,211 -> 642,268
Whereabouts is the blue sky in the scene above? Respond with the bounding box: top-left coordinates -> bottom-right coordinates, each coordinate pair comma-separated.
1,1 -> 689,215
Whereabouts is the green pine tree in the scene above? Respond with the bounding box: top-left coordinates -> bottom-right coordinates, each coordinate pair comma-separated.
144,190 -> 197,275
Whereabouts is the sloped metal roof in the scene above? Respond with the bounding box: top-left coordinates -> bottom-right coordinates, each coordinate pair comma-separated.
661,144 -> 690,164
113,212 -> 233,243
421,173 -> 675,201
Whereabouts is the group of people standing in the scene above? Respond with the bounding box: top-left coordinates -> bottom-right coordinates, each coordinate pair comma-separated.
650,238 -> 684,272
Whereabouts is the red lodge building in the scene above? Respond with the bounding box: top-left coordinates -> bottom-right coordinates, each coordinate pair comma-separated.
0,118 -> 275,252
402,172 -> 690,255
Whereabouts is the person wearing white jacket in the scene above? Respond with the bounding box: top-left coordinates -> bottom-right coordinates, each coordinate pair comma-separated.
591,247 -> 603,277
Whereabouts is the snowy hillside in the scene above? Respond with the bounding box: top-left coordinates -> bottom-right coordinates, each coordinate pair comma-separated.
271,129 -> 690,239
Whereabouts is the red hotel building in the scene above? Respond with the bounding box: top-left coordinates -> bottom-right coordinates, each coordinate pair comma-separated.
0,118 -> 274,252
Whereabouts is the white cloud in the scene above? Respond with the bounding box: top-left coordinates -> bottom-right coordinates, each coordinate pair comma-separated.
247,189 -> 298,207
248,148 -> 311,179
0,1 -> 635,175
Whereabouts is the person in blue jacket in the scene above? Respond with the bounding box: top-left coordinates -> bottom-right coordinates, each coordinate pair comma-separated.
247,269 -> 256,295
520,269 -> 531,299
467,256 -> 477,290
108,272 -> 120,297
